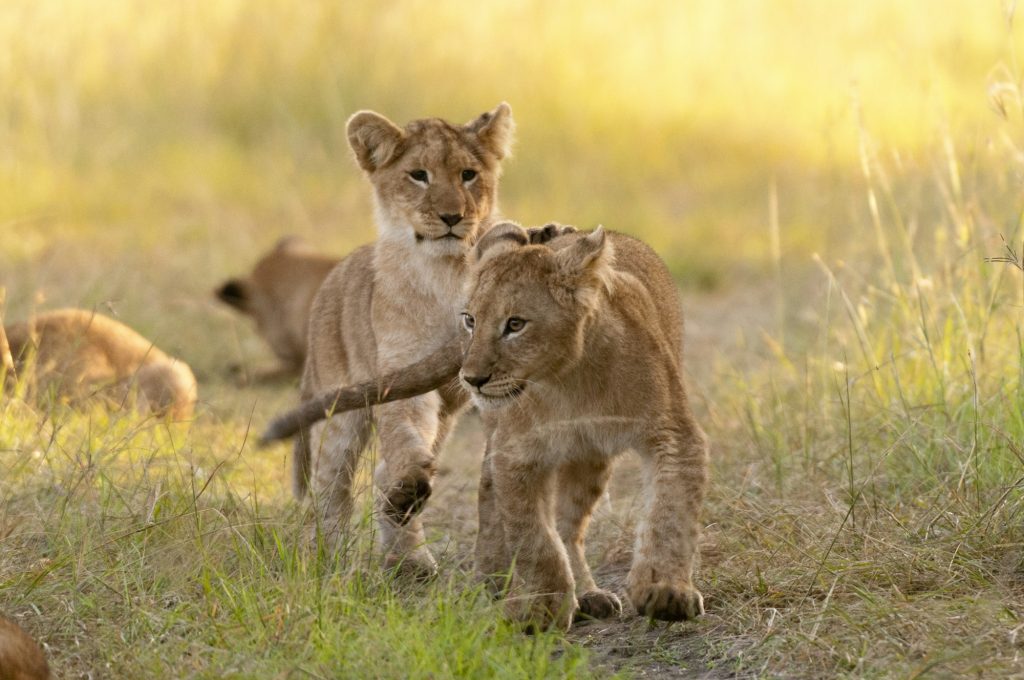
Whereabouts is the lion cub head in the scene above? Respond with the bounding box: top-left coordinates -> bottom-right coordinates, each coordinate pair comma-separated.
458,223 -> 613,410
347,103 -> 514,257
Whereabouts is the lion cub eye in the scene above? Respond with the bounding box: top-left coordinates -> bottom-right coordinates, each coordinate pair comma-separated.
462,313 -> 475,332
461,169 -> 478,183
504,317 -> 526,335
408,169 -> 429,184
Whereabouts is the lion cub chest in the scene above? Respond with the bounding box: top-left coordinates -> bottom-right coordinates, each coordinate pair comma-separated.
371,242 -> 466,372
493,404 -> 649,467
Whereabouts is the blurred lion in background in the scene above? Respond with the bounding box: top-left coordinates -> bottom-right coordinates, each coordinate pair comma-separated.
0,615 -> 50,680
215,236 -> 339,381
3,309 -> 197,419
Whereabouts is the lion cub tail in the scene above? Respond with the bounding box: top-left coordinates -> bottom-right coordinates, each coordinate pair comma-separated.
259,338 -> 463,447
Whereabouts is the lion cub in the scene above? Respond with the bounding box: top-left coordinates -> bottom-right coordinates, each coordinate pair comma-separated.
216,236 -> 339,379
4,309 -> 197,419
264,223 -> 709,630
295,104 -> 514,575
0,616 -> 51,680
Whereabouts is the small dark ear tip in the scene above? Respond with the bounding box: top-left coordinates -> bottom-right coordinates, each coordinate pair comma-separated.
216,279 -> 248,308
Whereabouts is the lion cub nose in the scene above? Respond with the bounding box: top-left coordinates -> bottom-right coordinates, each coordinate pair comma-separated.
440,213 -> 464,227
463,373 -> 491,389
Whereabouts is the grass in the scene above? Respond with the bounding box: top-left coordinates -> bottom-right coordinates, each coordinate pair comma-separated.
3,0 -> 1024,677
0,406 -> 593,677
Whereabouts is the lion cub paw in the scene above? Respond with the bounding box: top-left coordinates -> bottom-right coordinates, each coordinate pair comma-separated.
508,592 -> 577,633
630,583 -> 704,622
527,222 -> 577,244
384,551 -> 438,583
382,473 -> 432,526
575,589 -> 623,621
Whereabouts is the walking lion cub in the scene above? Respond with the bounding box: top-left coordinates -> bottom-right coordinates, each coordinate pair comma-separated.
264,223 -> 709,630
294,103 -> 514,576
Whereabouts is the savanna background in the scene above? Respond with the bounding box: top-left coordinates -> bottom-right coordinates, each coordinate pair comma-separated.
3,1 -> 1024,677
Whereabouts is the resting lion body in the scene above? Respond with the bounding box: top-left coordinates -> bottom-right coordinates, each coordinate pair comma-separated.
216,236 -> 339,377
296,103 -> 514,574
4,309 -> 197,419
264,224 -> 709,630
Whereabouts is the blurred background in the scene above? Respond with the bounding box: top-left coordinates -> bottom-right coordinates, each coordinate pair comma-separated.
1,0 -> 1022,386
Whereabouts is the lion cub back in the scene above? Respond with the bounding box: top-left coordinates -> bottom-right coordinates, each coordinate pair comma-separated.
216,236 -> 339,372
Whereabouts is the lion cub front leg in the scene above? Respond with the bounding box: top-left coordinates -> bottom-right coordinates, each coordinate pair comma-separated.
374,394 -> 444,578
555,458 -> 622,620
492,452 -> 577,631
374,394 -> 442,523
627,417 -> 709,622
475,440 -> 512,596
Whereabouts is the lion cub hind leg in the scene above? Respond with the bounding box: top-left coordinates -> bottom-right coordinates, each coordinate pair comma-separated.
307,410 -> 373,555
492,455 -> 577,632
555,458 -> 622,621
627,416 -> 709,622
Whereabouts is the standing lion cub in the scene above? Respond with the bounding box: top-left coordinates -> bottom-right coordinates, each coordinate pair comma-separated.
295,103 -> 514,576
264,223 -> 710,630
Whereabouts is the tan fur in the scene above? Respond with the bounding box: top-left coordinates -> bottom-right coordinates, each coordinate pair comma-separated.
0,616 -> 51,680
216,236 -> 339,377
460,225 -> 709,630
0,293 -> 13,377
259,226 -> 574,444
266,223 -> 709,630
296,104 -> 514,575
4,309 -> 197,419
0,323 -> 12,377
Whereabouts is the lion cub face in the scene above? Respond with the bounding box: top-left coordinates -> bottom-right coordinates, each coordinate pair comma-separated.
346,103 -> 514,258
458,224 -> 611,410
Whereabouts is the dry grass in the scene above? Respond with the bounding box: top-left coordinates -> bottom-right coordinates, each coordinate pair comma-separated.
3,1 -> 1024,677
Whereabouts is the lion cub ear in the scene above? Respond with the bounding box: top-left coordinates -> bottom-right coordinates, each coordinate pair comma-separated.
556,227 -> 609,273
465,102 -> 515,161
553,227 -> 613,307
216,279 -> 250,313
347,111 -> 406,173
471,221 -> 529,266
